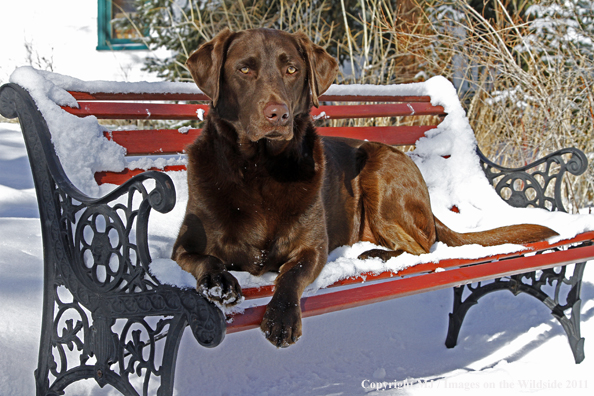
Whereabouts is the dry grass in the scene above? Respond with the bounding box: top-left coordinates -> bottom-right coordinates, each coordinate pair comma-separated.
125,0 -> 594,211
0,116 -> 18,124
405,0 -> 594,211
341,0 -> 594,211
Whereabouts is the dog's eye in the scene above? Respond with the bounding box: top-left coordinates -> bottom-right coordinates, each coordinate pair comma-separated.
240,67 -> 250,74
287,66 -> 297,75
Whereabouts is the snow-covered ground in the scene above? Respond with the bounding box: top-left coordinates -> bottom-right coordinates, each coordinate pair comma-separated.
0,1 -> 163,85
1,115 -> 594,394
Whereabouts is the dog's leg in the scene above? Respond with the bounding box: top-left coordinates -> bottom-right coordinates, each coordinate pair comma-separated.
356,142 -> 437,261
260,247 -> 326,347
172,213 -> 243,305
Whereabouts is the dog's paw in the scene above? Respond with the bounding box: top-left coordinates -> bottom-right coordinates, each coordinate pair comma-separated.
260,301 -> 302,348
197,271 -> 242,306
358,248 -> 403,262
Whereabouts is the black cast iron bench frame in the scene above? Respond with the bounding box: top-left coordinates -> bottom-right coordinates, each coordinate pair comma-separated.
0,81 -> 592,396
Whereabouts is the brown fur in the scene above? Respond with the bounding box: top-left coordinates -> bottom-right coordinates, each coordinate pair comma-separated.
173,28 -> 558,347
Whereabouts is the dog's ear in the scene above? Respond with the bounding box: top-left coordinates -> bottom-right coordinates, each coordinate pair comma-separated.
295,32 -> 339,108
186,28 -> 234,107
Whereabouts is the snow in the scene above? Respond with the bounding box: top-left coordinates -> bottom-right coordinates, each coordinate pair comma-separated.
0,1 -> 167,86
2,71 -> 594,394
196,108 -> 206,121
0,0 -> 177,84
23,68 -> 201,95
9,67 -> 127,198
520,1 -> 594,56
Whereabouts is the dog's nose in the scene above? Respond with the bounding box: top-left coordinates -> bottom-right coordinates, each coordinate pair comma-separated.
263,103 -> 290,126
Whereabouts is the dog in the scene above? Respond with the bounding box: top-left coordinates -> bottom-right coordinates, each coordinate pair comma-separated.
172,28 -> 558,348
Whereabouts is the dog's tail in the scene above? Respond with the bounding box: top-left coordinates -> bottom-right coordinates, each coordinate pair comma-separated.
434,216 -> 558,247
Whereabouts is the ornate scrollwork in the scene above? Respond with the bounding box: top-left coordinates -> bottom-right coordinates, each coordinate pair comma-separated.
1,83 -> 226,396
50,286 -> 91,379
118,317 -> 170,393
64,175 -> 173,294
74,207 -> 128,292
449,147 -> 590,364
478,147 -> 588,212
445,258 -> 587,363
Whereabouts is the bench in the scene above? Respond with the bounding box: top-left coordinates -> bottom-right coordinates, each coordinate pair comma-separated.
1,71 -> 593,396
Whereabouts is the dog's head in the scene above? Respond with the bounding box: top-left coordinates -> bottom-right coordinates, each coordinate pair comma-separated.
186,28 -> 338,145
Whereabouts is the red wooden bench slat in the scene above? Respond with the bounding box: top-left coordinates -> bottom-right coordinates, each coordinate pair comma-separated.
94,165 -> 187,185
95,125 -> 437,184
68,91 -> 432,103
319,95 -> 432,103
104,129 -> 200,155
64,102 -> 210,120
68,91 -> 211,101
239,230 -> 594,299
226,242 -> 594,333
317,103 -> 445,119
105,125 -> 437,156
318,125 -> 436,145
63,102 -> 445,120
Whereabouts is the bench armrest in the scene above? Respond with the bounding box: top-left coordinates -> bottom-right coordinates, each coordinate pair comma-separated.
0,82 -> 226,351
477,147 -> 588,212
1,83 -> 176,288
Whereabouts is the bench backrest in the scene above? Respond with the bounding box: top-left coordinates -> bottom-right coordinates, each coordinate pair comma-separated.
63,92 -> 446,185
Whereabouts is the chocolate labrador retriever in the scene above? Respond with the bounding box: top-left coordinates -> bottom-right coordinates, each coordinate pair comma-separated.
173,28 -> 557,347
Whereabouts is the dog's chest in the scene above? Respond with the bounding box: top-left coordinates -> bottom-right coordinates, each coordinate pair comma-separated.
203,169 -> 322,273
188,130 -> 325,272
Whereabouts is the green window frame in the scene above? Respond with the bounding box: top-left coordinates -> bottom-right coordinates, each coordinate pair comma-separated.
97,0 -> 148,51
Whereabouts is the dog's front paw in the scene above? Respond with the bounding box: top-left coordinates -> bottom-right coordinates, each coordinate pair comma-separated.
260,300 -> 302,348
197,271 -> 242,306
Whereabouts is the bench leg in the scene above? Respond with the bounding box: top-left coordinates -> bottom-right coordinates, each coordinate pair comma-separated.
445,262 -> 586,364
